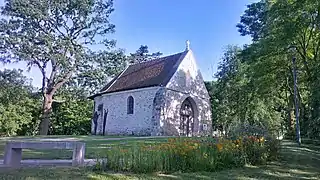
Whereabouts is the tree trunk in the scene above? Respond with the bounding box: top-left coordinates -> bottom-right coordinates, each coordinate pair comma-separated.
288,108 -> 295,130
39,94 -> 53,135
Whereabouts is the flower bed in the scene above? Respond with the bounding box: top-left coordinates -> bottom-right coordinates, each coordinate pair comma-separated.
94,136 -> 280,173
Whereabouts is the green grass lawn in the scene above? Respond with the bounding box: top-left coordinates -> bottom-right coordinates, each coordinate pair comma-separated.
0,138 -> 320,179
0,135 -> 170,160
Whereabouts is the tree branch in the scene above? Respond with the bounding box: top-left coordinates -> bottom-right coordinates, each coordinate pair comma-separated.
313,5 -> 320,61
48,59 -> 57,87
49,71 -> 73,96
286,67 -> 294,97
296,38 -> 311,75
305,16 -> 315,49
34,61 -> 47,97
314,36 -> 320,61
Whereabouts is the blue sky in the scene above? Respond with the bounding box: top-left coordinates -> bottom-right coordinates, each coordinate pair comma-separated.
0,0 -> 256,87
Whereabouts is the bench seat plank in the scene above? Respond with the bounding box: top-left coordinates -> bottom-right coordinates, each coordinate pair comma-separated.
3,141 -> 85,168
7,141 -> 78,149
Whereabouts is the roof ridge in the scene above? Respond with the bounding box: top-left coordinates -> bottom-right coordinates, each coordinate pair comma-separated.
130,51 -> 185,66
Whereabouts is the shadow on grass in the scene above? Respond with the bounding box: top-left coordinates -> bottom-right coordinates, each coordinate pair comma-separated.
0,167 -> 88,180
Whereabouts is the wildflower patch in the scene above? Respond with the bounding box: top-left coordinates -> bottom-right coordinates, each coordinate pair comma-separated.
93,136 -> 280,173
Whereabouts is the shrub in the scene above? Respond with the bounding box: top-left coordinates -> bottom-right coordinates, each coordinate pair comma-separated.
93,136 -> 280,173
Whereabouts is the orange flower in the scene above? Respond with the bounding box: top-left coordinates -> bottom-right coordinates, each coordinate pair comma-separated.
216,143 -> 223,151
234,139 -> 241,145
120,149 -> 128,153
168,138 -> 176,143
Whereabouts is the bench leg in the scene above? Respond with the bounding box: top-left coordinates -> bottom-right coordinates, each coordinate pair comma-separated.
72,143 -> 85,166
4,146 -> 22,168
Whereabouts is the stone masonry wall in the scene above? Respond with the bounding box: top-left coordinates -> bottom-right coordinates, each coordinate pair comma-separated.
160,89 -> 211,136
92,87 -> 160,135
150,87 -> 166,136
163,50 -> 212,136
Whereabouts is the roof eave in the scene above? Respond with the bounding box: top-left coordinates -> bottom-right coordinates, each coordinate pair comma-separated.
88,85 -> 161,99
87,93 -> 100,100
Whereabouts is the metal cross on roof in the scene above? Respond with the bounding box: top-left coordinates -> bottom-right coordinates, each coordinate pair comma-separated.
186,40 -> 190,51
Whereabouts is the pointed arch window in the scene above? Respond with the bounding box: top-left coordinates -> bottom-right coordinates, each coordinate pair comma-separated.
127,96 -> 134,114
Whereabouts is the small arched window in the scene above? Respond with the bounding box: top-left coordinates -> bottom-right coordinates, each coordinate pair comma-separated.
127,96 -> 134,114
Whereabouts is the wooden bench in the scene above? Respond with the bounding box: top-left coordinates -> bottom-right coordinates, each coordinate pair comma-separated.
3,141 -> 85,168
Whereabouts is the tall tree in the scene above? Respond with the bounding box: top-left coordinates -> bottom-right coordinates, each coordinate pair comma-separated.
0,0 -> 116,135
212,45 -> 246,133
129,45 -> 162,64
236,1 -> 269,42
236,0 -> 320,139
209,39 -> 288,135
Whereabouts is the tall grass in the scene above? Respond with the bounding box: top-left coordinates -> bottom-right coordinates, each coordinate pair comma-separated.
94,136 -> 280,173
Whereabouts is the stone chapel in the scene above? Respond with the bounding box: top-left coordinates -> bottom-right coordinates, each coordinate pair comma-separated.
89,41 -> 212,136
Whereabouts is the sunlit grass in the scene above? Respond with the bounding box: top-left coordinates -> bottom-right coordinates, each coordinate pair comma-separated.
0,138 -> 319,179
0,135 -> 170,159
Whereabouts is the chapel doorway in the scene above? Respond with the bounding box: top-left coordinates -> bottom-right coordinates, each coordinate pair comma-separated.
179,98 -> 195,136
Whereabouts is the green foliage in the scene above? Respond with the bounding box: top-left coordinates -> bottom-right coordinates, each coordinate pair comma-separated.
74,49 -> 128,95
0,43 -> 161,136
0,0 -> 117,134
0,69 -> 93,136
207,0 -> 320,140
50,98 -> 92,135
93,137 -> 279,173
0,69 -> 41,136
128,45 -> 163,64
238,0 -> 320,139
0,0 -> 164,135
206,45 -> 285,135
236,1 -> 268,41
